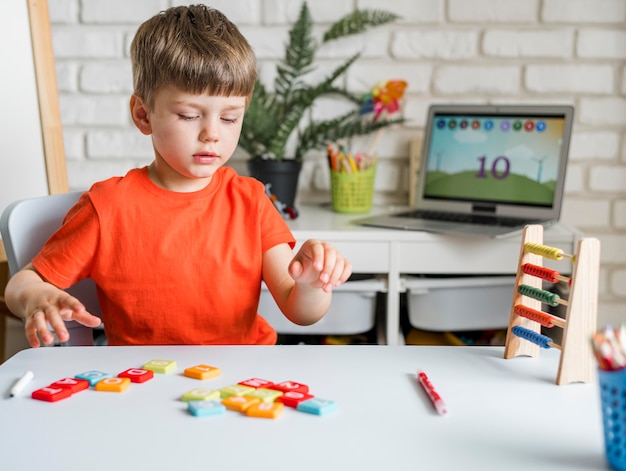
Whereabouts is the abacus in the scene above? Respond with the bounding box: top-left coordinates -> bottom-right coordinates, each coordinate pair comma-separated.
504,224 -> 600,385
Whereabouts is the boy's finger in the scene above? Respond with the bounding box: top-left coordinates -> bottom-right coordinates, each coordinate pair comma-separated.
326,258 -> 345,285
320,249 -> 339,281
24,323 -> 41,348
288,259 -> 304,280
305,240 -> 325,271
72,309 -> 102,328
44,307 -> 69,343
28,310 -> 56,346
57,297 -> 101,327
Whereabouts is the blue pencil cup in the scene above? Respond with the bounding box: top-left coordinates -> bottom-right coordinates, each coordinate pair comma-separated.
599,368 -> 626,471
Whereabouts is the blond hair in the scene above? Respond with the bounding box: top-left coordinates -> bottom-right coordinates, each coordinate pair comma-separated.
130,5 -> 257,108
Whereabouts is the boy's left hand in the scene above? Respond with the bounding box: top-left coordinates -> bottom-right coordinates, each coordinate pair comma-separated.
288,240 -> 352,292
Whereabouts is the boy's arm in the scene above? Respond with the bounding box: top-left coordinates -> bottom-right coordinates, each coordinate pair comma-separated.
4,263 -> 102,347
262,240 -> 352,326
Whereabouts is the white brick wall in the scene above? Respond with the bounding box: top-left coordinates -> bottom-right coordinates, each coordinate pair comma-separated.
47,0 -> 626,326
483,30 -> 574,58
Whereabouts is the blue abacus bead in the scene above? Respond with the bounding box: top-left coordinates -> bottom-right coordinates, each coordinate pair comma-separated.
188,400 -> 226,417
512,325 -> 552,348
297,398 -> 338,416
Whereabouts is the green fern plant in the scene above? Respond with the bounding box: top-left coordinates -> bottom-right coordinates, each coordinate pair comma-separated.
239,2 -> 402,161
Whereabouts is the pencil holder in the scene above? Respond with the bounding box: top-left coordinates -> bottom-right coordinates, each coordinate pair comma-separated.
599,368 -> 626,471
330,164 -> 376,214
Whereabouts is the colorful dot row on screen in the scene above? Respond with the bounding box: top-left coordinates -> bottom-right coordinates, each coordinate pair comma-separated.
30,359 -> 175,402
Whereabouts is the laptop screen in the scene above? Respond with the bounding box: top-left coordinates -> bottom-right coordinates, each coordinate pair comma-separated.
422,106 -> 573,210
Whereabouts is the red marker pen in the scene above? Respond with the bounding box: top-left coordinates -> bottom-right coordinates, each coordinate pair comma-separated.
417,371 -> 447,415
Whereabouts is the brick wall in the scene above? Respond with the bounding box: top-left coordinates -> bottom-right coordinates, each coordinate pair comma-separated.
48,0 -> 625,326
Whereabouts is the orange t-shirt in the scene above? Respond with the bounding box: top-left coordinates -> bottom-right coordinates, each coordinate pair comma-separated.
33,166 -> 295,345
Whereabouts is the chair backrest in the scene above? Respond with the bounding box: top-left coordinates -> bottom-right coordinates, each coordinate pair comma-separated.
0,192 -> 101,346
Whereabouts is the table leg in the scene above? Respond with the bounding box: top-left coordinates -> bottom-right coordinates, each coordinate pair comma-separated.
385,242 -> 401,346
0,242 -> 9,363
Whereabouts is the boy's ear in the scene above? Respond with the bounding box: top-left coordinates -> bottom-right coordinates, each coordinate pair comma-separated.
130,94 -> 152,135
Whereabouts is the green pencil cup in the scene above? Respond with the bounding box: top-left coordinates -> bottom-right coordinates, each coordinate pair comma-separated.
330,164 -> 376,214
599,367 -> 626,471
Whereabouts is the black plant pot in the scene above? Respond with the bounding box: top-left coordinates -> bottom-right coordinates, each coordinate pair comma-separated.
247,159 -> 302,211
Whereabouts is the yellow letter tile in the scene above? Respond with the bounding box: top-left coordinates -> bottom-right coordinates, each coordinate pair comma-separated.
181,388 -> 221,402
219,384 -> 255,398
143,360 -> 177,374
245,388 -> 283,403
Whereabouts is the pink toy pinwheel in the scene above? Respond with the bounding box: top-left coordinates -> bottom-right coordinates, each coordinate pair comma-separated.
360,80 -> 407,122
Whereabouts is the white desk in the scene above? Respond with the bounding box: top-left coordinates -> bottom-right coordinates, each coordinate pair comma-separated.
0,345 -> 605,470
289,205 -> 581,345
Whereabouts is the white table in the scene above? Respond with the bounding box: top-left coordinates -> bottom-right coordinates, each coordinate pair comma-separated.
289,205 -> 581,345
0,345 -> 606,470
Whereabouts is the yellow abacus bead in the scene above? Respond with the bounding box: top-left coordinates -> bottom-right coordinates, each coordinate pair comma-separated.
524,243 -> 564,261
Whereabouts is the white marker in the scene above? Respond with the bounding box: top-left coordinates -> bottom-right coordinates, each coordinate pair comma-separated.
10,371 -> 34,398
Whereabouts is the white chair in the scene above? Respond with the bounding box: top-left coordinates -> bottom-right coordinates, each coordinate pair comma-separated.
0,192 -> 103,346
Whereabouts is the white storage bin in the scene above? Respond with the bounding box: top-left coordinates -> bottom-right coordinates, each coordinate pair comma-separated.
405,276 -> 516,332
259,278 -> 385,334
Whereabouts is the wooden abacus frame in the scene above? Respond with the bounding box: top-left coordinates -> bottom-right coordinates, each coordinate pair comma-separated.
504,225 -> 600,385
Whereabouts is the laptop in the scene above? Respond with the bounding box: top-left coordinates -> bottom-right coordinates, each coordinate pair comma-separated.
356,104 -> 574,238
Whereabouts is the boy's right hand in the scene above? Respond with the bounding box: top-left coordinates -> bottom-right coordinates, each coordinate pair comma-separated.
5,265 -> 102,347
23,290 -> 102,347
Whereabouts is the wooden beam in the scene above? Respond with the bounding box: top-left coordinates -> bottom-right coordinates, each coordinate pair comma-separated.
28,0 -> 68,194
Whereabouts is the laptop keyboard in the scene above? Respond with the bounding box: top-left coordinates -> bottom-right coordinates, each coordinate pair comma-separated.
398,210 -> 533,227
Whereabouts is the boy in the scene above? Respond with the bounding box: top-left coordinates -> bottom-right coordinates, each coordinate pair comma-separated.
5,5 -> 352,347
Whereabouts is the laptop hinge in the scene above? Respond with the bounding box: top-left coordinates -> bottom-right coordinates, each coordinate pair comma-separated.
473,204 -> 496,214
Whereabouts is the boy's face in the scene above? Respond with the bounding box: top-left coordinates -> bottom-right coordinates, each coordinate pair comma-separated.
131,85 -> 247,191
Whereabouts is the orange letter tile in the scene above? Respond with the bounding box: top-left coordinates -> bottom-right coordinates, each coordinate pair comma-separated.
246,401 -> 284,419
222,395 -> 260,412
95,377 -> 131,392
184,364 -> 221,380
